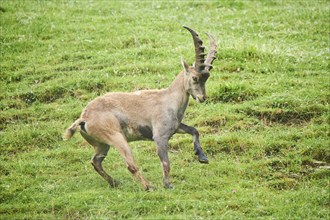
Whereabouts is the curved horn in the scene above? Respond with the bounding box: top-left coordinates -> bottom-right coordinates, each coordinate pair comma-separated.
183,26 -> 206,72
204,32 -> 217,71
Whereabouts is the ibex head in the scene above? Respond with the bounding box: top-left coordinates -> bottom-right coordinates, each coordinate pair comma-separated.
182,26 -> 217,103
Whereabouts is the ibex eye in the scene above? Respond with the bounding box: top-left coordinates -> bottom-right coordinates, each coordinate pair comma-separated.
192,76 -> 198,82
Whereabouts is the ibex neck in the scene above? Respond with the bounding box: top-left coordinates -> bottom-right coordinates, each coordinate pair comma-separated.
167,72 -> 190,121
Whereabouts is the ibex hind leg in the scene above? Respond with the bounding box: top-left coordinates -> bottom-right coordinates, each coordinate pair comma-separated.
106,132 -> 152,191
80,131 -> 119,187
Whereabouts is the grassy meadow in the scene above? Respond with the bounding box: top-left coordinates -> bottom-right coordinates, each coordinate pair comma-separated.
1,0 -> 329,219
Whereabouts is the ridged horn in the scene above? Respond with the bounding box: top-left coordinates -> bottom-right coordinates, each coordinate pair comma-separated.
204,32 -> 217,71
183,26 -> 206,72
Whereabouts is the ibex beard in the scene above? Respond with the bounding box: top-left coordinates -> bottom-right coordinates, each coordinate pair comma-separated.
63,26 -> 217,190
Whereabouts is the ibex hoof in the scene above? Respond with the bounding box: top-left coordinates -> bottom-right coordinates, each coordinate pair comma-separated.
146,185 -> 155,192
164,184 -> 174,189
108,179 -> 120,188
198,155 -> 209,164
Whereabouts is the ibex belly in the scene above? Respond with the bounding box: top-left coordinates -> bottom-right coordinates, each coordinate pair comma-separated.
121,124 -> 153,142
109,112 -> 149,142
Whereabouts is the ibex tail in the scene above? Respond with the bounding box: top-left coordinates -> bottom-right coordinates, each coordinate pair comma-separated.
63,118 -> 84,140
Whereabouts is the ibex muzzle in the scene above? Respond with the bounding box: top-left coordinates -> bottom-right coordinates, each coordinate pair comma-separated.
64,26 -> 217,190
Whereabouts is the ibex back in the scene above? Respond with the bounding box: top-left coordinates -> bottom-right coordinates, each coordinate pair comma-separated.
64,26 -> 217,190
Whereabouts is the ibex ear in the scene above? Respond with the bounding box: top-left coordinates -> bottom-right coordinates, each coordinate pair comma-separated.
181,57 -> 190,74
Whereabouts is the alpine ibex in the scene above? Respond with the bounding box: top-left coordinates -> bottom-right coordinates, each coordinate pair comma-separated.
64,26 -> 217,190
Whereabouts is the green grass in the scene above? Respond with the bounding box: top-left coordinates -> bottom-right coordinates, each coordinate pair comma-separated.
1,0 -> 329,219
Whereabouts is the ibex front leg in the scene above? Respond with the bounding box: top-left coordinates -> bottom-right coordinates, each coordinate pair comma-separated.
154,137 -> 172,189
177,123 -> 209,163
